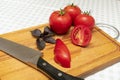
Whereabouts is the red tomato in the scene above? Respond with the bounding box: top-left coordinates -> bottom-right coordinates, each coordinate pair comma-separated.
64,3 -> 81,23
49,10 -> 72,35
74,13 -> 95,30
71,25 -> 92,47
54,39 -> 71,68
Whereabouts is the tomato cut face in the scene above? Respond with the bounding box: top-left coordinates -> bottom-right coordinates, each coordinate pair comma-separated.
71,25 -> 92,47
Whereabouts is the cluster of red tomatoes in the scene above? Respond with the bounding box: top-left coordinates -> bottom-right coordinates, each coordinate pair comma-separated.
49,3 -> 95,68
49,3 -> 95,47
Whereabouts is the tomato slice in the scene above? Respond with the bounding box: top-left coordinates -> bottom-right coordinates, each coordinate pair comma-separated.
54,39 -> 71,68
71,25 -> 92,47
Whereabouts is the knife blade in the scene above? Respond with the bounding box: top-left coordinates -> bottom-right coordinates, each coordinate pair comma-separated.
0,37 -> 84,80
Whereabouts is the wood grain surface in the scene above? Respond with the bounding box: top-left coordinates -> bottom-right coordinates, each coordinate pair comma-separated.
0,24 -> 120,80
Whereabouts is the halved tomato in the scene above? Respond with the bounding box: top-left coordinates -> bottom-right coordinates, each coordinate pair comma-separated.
71,25 -> 92,47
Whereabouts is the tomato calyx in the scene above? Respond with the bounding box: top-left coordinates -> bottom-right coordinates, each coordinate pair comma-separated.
83,11 -> 91,15
59,9 -> 65,16
70,3 -> 79,8
71,3 -> 75,7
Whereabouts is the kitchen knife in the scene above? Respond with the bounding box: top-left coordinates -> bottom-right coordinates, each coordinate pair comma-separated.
0,37 -> 84,80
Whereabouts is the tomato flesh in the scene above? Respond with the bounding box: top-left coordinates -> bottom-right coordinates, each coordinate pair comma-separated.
71,25 -> 92,47
54,39 -> 71,68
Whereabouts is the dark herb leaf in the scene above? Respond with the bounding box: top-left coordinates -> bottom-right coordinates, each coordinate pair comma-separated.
43,37 -> 56,44
31,29 -> 42,38
39,33 -> 44,38
36,38 -> 46,50
43,33 -> 55,38
43,26 -> 54,36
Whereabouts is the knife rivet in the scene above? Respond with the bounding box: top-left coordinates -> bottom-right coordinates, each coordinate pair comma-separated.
58,72 -> 62,77
42,62 -> 47,66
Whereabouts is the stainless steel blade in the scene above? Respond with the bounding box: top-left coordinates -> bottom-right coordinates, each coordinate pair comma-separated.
0,37 -> 42,65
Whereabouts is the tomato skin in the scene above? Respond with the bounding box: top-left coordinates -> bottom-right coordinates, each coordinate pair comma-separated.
74,14 -> 95,30
64,4 -> 81,23
54,49 -> 71,68
71,25 -> 92,47
49,10 -> 72,35
54,39 -> 71,68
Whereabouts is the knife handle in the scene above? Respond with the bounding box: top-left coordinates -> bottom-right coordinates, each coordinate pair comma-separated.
37,57 -> 84,80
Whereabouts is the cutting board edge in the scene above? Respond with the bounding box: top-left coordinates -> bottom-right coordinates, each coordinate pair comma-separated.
94,26 -> 120,46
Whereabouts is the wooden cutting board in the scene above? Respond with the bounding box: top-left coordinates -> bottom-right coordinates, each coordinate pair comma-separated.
0,24 -> 120,80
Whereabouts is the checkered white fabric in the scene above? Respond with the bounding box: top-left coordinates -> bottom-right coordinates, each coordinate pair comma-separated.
0,0 -> 120,80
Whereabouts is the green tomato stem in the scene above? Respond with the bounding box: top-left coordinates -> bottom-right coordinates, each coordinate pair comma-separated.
71,3 -> 74,6
83,11 -> 91,15
59,9 -> 65,16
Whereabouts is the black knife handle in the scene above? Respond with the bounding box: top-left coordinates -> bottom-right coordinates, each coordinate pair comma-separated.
37,57 -> 84,80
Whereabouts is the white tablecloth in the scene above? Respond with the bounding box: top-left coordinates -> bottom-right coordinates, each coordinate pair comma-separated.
0,0 -> 120,80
